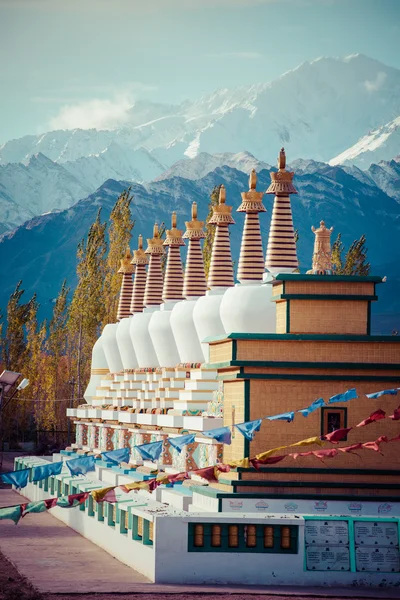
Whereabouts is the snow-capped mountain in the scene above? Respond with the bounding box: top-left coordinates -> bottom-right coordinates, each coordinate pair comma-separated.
0,153 -> 91,232
330,116 -> 400,168
1,161 -> 399,332
1,54 -> 399,168
155,151 -> 270,181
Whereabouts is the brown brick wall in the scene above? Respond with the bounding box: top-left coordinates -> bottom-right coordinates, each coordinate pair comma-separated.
209,340 -> 233,363
235,340 -> 400,364
222,380 -> 246,464
247,378 -> 400,472
284,281 -> 375,295
289,299 -> 368,334
234,485 -> 400,497
276,302 -> 287,334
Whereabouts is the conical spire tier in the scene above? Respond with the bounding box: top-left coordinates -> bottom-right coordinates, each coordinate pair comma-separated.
182,202 -> 207,298
208,185 -> 235,289
308,220 -> 334,275
117,247 -> 134,321
237,169 -> 266,283
162,212 -> 185,302
130,234 -> 148,314
265,148 -> 299,274
143,224 -> 165,307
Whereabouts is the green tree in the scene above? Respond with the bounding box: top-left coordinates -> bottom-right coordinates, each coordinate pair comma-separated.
203,185 -> 221,280
68,210 -> 107,399
1,281 -> 36,371
332,233 -> 370,275
103,189 -> 135,324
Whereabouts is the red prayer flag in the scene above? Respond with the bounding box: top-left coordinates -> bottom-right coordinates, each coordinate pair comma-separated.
390,433 -> 400,441
356,409 -> 386,427
167,471 -> 189,484
250,455 -> 287,470
290,451 -> 313,460
338,443 -> 363,454
362,435 -> 388,453
389,407 -> 400,421
323,427 -> 352,443
312,449 -> 338,460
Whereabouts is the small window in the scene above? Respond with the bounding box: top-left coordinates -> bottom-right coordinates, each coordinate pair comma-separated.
228,525 -> 239,548
264,525 -> 274,548
245,525 -> 257,548
321,407 -> 347,438
137,517 -> 143,538
125,511 -> 129,531
281,526 -> 291,549
194,524 -> 204,547
149,521 -> 154,542
211,524 -> 221,547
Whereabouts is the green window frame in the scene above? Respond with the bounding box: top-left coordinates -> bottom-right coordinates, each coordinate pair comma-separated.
188,523 -> 298,553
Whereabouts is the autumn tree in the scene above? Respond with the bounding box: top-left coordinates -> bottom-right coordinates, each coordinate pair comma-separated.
103,189 -> 135,324
331,233 -> 370,275
203,185 -> 221,279
68,210 -> 107,399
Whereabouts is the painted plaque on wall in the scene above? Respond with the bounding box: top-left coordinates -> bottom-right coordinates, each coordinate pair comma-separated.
356,547 -> 400,572
305,520 -> 349,545
306,546 -> 350,571
354,521 -> 399,547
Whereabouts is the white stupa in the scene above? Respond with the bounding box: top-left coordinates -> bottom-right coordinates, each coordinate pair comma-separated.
220,169 -> 276,334
114,246 -> 138,370
130,224 -> 163,368
83,336 -> 109,403
193,185 -> 235,362
170,202 -> 207,364
148,212 -> 184,367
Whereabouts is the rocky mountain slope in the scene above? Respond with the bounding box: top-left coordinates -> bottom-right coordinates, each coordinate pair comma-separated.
0,161 -> 399,331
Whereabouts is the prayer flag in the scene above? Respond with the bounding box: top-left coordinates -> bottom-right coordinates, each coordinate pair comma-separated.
168,433 -> 196,453
251,455 -> 287,470
389,407 -> 400,420
21,500 -> 48,517
66,455 -> 95,476
102,447 -> 131,465
266,412 -> 295,423
322,427 -> 352,443
167,471 -> 189,484
229,457 -> 250,469
91,486 -> 118,504
312,448 -> 338,460
290,436 -> 324,448
366,388 -> 399,399
235,419 -> 262,441
356,409 -> 386,427
202,426 -> 232,445
0,505 -> 22,525
1,467 -> 30,489
56,492 -> 89,508
298,398 -> 325,417
32,461 -> 63,482
338,443 -> 363,454
192,464 -> 230,482
362,436 -> 388,453
135,441 -> 163,461
291,451 -> 313,459
328,388 -> 358,404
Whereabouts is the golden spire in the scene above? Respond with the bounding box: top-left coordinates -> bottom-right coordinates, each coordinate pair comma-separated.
118,246 -> 135,274
266,147 -> 297,196
237,168 -> 266,213
163,211 -> 185,247
209,185 -> 235,225
131,234 -> 148,266
145,222 -> 165,255
183,202 -> 206,240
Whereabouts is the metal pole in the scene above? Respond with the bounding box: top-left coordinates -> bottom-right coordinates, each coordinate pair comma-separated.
67,378 -> 75,446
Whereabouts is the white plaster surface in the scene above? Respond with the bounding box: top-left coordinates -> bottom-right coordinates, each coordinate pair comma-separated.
101,324 -> 124,374
170,299 -> 204,363
130,310 -> 159,368
83,336 -> 109,403
220,282 -> 276,335
148,304 -> 181,367
193,290 -> 227,361
116,317 -> 138,370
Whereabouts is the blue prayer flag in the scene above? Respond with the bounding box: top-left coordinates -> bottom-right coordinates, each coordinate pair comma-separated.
366,388 -> 399,399
235,419 -> 262,441
66,455 -> 95,476
21,501 -> 47,516
328,388 -> 358,404
168,433 -> 196,454
136,441 -> 163,461
298,398 -> 325,417
266,412 -> 295,423
1,468 -> 30,489
102,447 -> 130,465
0,505 -> 22,525
32,461 -> 63,483
202,426 -> 232,445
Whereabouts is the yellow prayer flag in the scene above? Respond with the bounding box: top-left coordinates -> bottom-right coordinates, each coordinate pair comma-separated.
289,436 -> 324,448
255,445 -> 287,460
228,457 -> 250,469
91,486 -> 115,502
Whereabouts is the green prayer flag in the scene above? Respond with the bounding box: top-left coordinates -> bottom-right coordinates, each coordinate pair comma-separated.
0,505 -> 22,525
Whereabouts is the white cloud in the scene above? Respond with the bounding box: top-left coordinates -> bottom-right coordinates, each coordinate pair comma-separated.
206,52 -> 263,60
364,71 -> 387,93
47,83 -> 157,130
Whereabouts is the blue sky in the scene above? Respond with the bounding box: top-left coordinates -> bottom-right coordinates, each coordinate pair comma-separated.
0,0 -> 399,143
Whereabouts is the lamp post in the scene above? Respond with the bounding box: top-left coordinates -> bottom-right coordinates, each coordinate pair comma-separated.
67,378 -> 76,446
0,371 -> 29,469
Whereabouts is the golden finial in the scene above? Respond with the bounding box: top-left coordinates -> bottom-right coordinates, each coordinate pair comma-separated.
138,234 -> 143,250
146,222 -> 165,254
118,246 -> 134,274
278,148 -> 286,170
131,234 -> 148,265
219,185 -> 226,204
153,223 -> 159,238
249,169 -> 257,190
164,212 -> 185,247
171,211 -> 177,228
192,202 -> 198,220
184,202 -> 205,239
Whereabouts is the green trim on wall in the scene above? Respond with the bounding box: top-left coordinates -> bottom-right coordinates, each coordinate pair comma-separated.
274,274 -> 382,283
192,486 -> 400,503
232,339 -> 237,361
205,333 -> 400,343
272,294 -> 378,302
235,467 -> 400,476
232,372 -> 400,382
